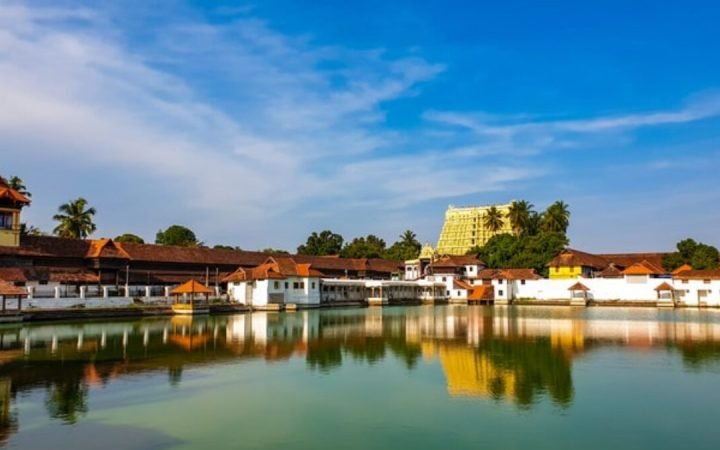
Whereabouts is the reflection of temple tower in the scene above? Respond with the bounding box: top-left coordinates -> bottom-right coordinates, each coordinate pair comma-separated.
0,377 -> 15,444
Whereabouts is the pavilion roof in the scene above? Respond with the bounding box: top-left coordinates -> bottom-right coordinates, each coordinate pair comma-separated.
622,260 -> 666,276
654,282 -> 675,291
0,280 -> 28,297
671,264 -> 693,275
567,282 -> 590,291
170,280 -> 213,295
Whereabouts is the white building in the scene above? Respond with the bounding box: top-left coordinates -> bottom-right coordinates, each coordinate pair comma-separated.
224,256 -> 323,309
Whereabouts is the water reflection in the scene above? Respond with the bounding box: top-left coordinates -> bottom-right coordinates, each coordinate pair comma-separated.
0,306 -> 720,444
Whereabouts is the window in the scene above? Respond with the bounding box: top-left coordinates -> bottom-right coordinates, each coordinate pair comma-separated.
446,290 -> 450,296
39,280 -> 48,285
521,280 -> 526,285
497,279 -> 503,285
311,282 -> 316,289
442,277 -> 446,282
293,282 -> 299,289
284,282 -> 289,289
498,290 -> 504,296
0,212 -> 12,230
300,282 -> 305,289
274,281 -> 280,289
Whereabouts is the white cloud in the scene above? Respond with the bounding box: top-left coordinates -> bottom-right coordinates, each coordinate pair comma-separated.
0,1 -> 540,247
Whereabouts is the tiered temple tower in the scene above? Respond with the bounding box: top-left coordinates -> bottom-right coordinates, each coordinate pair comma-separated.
435,203 -> 514,255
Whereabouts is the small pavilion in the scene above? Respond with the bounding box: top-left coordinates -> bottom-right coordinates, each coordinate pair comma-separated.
568,282 -> 590,306
170,280 -> 212,315
0,280 -> 27,320
655,282 -> 676,307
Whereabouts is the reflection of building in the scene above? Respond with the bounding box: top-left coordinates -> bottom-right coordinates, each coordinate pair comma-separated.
436,203 -> 514,255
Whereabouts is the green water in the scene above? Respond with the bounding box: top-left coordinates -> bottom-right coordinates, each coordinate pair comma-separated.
1,306 -> 720,449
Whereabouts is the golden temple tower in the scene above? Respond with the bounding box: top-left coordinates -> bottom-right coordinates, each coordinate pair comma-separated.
436,202 -> 514,255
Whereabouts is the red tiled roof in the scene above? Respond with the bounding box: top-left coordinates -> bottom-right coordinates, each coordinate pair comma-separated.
170,280 -> 213,295
499,268 -> 542,280
223,256 -> 324,282
596,264 -> 623,278
548,248 -> 608,270
671,264 -> 693,275
654,282 -> 674,291
453,279 -> 473,290
598,252 -> 667,270
0,280 -> 28,297
673,269 -> 720,280
433,254 -> 483,267
568,282 -> 590,291
468,285 -> 493,301
622,260 -> 666,276
0,177 -> 31,205
86,239 -> 131,259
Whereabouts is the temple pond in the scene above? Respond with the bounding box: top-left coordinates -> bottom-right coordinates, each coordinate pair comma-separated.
1,305 -> 720,449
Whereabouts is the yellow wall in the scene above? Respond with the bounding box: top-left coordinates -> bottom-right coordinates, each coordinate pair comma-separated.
0,208 -> 21,247
549,265 -> 583,279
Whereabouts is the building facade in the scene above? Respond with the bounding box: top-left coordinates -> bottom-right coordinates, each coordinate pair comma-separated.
436,203 -> 514,255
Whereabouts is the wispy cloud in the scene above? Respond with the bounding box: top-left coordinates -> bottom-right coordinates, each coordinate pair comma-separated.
0,1 -> 542,246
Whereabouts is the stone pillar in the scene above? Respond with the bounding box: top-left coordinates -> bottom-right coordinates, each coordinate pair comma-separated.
26,286 -> 33,299
54,286 -> 61,299
164,286 -> 170,298
102,286 -> 109,298
79,286 -> 86,299
145,286 -> 151,298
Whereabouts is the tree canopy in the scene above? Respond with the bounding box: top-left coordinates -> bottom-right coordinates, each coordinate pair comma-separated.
341,235 -> 387,259
115,233 -> 145,244
297,230 -> 344,256
155,225 -> 200,247
469,200 -> 571,276
384,230 -> 422,261
662,238 -> 719,271
7,175 -> 31,199
262,248 -> 290,254
52,198 -> 97,239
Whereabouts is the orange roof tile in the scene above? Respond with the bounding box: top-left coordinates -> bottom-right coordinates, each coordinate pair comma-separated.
468,285 -> 493,301
453,279 -> 473,290
0,281 -> 28,297
170,280 -> 213,295
622,260 -> 666,276
671,264 -> 693,275
654,282 -> 674,291
673,269 -> 720,280
0,177 -> 31,205
548,248 -> 608,270
568,282 -> 590,291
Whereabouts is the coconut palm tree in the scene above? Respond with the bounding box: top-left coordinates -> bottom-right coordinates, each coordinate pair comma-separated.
507,200 -> 534,235
483,206 -> 505,233
399,230 -> 420,248
542,201 -> 570,234
7,176 -> 31,198
53,198 -> 97,239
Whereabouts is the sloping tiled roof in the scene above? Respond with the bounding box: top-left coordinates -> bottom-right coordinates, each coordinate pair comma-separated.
86,239 -> 131,259
596,264 -> 623,278
0,280 -> 28,296
622,260 -> 666,276
671,264 -> 693,275
548,248 -> 608,270
223,257 -> 324,282
654,282 -> 674,291
499,268 -> 542,280
598,253 -> 667,270
7,236 -> 400,276
453,279 -> 473,290
568,282 -> 590,291
434,254 -> 483,267
468,285 -> 493,301
673,269 -> 720,280
0,177 -> 31,205
170,280 -> 213,295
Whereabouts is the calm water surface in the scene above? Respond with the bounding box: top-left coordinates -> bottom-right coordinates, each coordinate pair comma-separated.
1,306 -> 720,449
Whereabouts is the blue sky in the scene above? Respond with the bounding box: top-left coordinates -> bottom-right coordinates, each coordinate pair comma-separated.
2,0 -> 719,252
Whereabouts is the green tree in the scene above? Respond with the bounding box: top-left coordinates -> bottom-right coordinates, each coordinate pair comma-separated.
691,244 -> 720,270
155,225 -> 200,247
483,206 -> 505,233
7,175 -> 31,198
662,238 -> 719,271
541,201 -> 570,234
52,198 -> 97,239
115,233 -> 144,244
508,200 -> 535,235
297,230 -> 344,256
45,380 -> 88,424
20,223 -> 44,237
476,231 -> 568,276
341,235 -> 386,259
262,248 -> 290,254
384,230 -> 421,261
